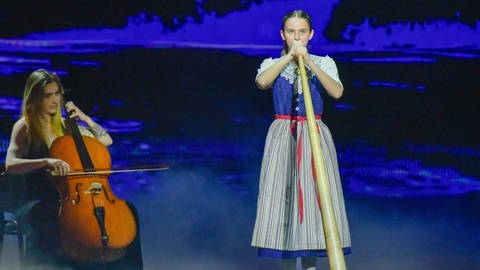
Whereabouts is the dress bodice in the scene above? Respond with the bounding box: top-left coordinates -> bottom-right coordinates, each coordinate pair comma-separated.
256,54 -> 343,116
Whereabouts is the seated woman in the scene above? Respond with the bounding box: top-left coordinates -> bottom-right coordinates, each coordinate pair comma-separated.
4,69 -> 143,269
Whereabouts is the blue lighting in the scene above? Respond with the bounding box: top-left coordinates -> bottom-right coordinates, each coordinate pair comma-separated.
339,143 -> 480,197
335,104 -> 356,110
352,80 -> 426,91
70,60 -> 102,67
0,96 -> 22,112
0,0 -> 478,200
0,1 -> 475,59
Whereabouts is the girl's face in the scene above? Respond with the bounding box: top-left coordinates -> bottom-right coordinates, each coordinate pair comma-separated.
41,82 -> 61,117
281,17 -> 314,50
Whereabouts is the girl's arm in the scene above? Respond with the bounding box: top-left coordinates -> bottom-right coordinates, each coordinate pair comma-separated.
291,41 -> 343,99
304,56 -> 343,99
255,54 -> 294,90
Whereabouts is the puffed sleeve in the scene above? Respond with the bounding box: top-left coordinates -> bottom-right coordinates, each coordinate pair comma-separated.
255,57 -> 278,79
311,55 -> 343,88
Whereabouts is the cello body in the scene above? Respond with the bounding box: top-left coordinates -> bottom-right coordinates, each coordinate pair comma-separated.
49,134 -> 137,263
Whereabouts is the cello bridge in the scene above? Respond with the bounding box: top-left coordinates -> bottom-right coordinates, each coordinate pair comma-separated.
85,182 -> 103,196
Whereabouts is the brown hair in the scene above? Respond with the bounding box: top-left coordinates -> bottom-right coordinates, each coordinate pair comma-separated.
22,69 -> 65,145
281,10 -> 313,55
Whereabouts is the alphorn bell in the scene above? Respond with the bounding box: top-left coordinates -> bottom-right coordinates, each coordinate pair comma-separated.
297,55 -> 347,270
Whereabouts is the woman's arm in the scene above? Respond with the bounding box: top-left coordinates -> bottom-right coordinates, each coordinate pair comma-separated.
5,119 -> 70,175
65,101 -> 113,146
78,117 -> 113,146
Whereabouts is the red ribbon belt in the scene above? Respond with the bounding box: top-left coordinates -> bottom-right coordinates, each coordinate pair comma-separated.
275,114 -> 322,224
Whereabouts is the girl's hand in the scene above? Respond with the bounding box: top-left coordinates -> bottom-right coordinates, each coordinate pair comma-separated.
288,40 -> 310,61
45,158 -> 71,176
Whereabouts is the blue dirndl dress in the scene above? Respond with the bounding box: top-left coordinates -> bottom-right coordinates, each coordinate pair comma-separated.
251,55 -> 351,258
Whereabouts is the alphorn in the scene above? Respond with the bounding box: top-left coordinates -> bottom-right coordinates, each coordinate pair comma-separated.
297,55 -> 346,270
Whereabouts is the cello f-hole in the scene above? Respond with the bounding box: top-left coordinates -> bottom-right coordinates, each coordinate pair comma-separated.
102,188 -> 115,204
73,182 -> 82,205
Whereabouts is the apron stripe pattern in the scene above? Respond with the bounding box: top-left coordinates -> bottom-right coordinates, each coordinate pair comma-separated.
252,118 -> 351,252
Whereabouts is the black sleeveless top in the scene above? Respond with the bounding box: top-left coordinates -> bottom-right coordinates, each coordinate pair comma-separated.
24,138 -> 59,202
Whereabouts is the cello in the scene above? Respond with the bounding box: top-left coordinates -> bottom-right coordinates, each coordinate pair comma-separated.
49,102 -> 137,263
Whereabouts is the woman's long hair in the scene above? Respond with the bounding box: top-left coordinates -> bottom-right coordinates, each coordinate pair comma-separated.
22,69 -> 65,145
281,9 -> 313,55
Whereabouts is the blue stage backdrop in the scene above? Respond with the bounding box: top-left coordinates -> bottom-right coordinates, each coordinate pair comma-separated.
0,1 -> 479,270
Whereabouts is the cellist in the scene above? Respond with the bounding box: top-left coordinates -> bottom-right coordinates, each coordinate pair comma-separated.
4,69 -> 143,269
